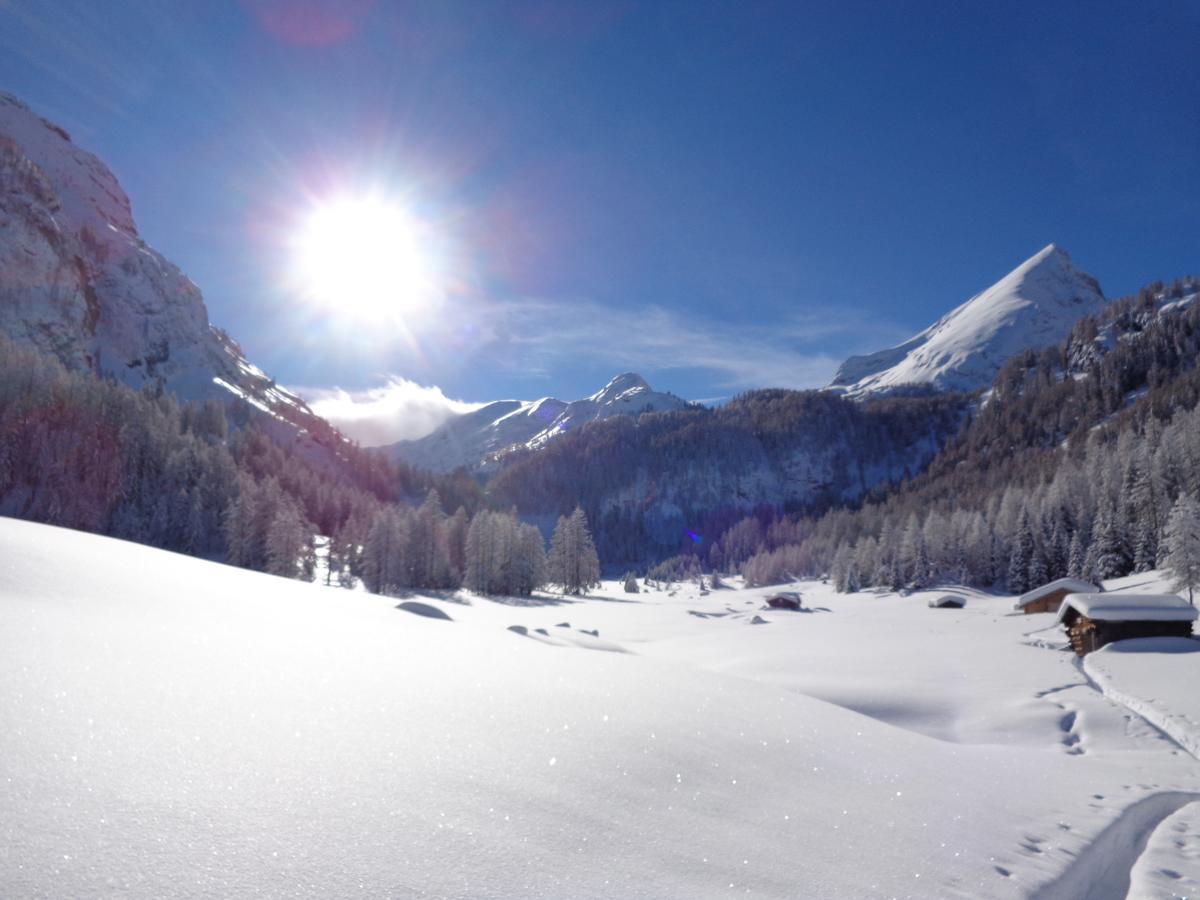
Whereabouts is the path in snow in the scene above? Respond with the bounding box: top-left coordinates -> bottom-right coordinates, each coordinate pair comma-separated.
1084,638 -> 1200,761
1030,792 -> 1200,900
1128,800 -> 1200,899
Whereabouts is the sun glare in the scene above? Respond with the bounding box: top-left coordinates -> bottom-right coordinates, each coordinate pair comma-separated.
292,196 -> 436,320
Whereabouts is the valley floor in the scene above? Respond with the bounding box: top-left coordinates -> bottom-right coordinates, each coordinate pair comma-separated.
3,518 -> 1200,898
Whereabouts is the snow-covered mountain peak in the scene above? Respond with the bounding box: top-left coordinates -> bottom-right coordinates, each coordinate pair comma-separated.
589,372 -> 651,404
387,373 -> 690,472
829,244 -> 1106,397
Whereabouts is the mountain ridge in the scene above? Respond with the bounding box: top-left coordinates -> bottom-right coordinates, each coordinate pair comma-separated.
0,91 -> 322,435
385,372 -> 691,472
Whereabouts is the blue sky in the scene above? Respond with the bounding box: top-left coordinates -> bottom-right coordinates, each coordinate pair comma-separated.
1,1 -> 1197,441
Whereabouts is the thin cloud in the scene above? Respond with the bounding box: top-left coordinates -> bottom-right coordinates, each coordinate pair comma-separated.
473,298 -> 912,391
294,299 -> 913,445
297,378 -> 484,446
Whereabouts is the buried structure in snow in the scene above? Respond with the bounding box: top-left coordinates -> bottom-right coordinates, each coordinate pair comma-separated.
1056,593 -> 1197,656
928,594 -> 966,609
765,591 -> 803,611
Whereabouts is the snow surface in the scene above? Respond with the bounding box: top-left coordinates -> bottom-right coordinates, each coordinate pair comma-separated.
1055,593 -> 1198,624
386,373 -> 689,471
1015,578 -> 1100,609
4,518 -> 1200,898
1127,800 -> 1200,899
830,245 -> 1107,397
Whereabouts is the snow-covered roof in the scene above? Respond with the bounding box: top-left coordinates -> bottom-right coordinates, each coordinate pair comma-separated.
767,591 -> 802,601
1014,578 -> 1100,610
928,594 -> 965,608
1055,593 -> 1199,625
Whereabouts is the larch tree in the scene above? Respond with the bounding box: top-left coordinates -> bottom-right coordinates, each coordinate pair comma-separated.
362,508 -> 409,596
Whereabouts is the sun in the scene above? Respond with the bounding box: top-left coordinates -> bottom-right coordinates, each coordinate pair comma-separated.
292,195 -> 435,319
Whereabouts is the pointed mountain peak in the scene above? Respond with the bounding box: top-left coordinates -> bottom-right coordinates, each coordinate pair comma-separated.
590,372 -> 651,404
830,244 -> 1106,396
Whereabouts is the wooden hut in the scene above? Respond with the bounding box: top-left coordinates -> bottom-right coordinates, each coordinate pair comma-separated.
928,594 -> 965,609
765,591 -> 802,611
1014,578 -> 1100,614
1055,593 -> 1197,656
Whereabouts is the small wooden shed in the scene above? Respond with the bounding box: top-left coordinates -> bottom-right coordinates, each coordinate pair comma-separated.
1014,578 -> 1100,614
1055,593 -> 1198,656
765,591 -> 802,611
928,594 -> 966,609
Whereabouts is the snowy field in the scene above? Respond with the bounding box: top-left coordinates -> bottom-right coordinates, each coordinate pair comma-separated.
3,519 -> 1200,898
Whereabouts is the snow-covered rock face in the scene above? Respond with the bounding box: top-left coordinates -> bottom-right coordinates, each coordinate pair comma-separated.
830,244 -> 1107,397
387,372 -> 689,472
0,93 -> 315,427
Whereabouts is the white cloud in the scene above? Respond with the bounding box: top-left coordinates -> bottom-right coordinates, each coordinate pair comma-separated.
297,378 -> 483,446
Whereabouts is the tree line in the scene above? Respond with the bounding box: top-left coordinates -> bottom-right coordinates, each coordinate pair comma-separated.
0,335 -> 601,597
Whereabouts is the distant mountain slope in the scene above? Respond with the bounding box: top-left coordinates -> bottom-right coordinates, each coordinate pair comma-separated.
830,244 -> 1106,396
487,388 -> 971,565
800,274 -> 1200,593
0,92 -> 319,432
386,373 -> 690,472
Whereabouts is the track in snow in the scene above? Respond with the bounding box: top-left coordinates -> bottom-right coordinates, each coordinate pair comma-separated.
1020,649 -> 1200,897
1031,791 -> 1200,900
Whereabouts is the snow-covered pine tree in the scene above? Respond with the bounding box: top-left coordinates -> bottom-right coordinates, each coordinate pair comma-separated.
1027,547 -> 1048,590
1067,530 -> 1086,579
512,522 -> 547,595
265,501 -> 313,579
1162,494 -> 1200,605
445,506 -> 470,584
830,543 -> 853,592
223,488 -> 255,569
1132,521 -> 1157,573
853,536 -> 878,589
1007,509 -> 1035,593
464,511 -> 498,594
407,489 -> 454,589
548,506 -> 601,595
362,508 -> 408,596
1090,505 -> 1130,580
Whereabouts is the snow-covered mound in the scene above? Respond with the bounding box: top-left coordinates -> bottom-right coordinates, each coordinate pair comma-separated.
830,244 -> 1106,396
0,92 -> 317,429
6,518 -> 1200,897
387,373 -> 689,471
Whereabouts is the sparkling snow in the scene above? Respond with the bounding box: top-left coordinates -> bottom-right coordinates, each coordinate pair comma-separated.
3,519 -> 1200,898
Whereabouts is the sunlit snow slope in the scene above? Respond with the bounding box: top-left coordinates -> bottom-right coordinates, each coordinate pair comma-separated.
5,519 -> 1200,898
830,244 -> 1106,396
